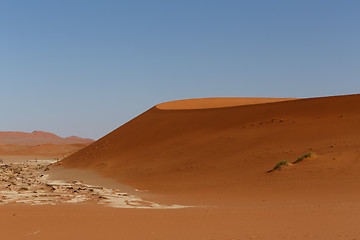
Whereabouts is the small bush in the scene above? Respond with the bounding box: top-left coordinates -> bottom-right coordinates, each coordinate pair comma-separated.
293,152 -> 314,164
268,160 -> 290,172
18,187 -> 28,191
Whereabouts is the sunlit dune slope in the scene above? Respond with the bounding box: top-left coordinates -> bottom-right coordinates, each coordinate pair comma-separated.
157,97 -> 297,110
60,95 -> 360,204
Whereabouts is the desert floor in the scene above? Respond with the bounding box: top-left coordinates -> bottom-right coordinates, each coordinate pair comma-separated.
1,95 -> 360,239
0,156 -> 359,240
1,197 -> 359,240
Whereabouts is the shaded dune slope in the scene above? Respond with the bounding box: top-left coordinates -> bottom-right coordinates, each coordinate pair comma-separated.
60,95 -> 360,204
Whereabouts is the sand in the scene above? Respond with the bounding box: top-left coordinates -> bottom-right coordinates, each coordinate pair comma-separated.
2,95 -> 360,239
0,131 -> 93,161
157,97 -> 297,109
60,94 -> 360,204
1,199 -> 359,240
0,143 -> 90,161
0,131 -> 93,145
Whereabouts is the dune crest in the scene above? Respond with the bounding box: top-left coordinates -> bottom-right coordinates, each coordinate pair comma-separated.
156,97 -> 297,110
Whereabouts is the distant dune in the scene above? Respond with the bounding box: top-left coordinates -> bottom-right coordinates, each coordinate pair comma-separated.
60,95 -> 360,205
0,131 -> 93,160
0,131 -> 94,146
0,143 -> 90,159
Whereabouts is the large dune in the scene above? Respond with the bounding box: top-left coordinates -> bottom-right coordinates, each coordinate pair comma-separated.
3,94 -> 359,240
60,95 -> 360,205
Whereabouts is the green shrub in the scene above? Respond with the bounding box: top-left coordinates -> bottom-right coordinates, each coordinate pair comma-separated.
268,160 -> 290,172
293,152 -> 314,164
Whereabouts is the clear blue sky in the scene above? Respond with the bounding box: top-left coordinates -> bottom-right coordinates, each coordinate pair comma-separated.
1,0 -> 359,139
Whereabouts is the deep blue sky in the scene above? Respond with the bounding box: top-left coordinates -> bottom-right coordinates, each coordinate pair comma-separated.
1,0 -> 359,139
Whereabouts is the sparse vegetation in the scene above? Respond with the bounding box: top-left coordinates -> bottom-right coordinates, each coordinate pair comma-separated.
18,187 -> 28,191
267,152 -> 316,173
293,152 -> 314,164
268,160 -> 290,172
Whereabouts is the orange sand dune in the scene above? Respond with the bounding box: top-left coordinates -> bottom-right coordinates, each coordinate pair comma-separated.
60,94 -> 360,206
2,94 -> 358,240
0,131 -> 93,160
0,131 -> 94,146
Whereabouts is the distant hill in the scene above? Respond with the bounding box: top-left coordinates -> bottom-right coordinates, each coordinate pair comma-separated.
0,131 -> 94,146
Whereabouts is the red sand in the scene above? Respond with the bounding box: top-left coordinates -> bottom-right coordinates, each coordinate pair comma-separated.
0,131 -> 94,160
1,202 -> 359,240
0,131 -> 93,146
0,143 -> 90,161
60,94 -> 360,204
157,97 -> 296,109
3,95 -> 360,239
